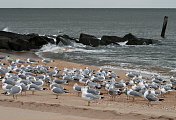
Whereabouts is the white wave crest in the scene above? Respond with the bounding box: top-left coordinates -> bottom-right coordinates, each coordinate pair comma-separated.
36,43 -> 108,54
2,27 -> 9,32
100,65 -> 159,76
118,41 -> 128,46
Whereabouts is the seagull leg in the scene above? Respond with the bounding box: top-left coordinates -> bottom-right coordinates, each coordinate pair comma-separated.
110,96 -> 112,101
16,95 -> 17,100
113,96 -> 115,101
132,97 -> 135,102
77,92 -> 80,97
88,101 -> 90,106
148,101 -> 152,106
25,91 -> 26,96
56,95 -> 58,99
13,95 -> 15,99
32,91 -> 34,95
114,96 -> 117,101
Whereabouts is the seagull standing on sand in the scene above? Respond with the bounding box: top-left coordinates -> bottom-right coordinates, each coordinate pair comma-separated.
81,86 -> 104,106
108,85 -> 121,101
27,83 -> 47,95
27,58 -> 39,63
144,89 -> 164,106
3,85 -> 22,99
51,86 -> 68,99
73,83 -> 84,96
126,88 -> 143,101
42,59 -> 53,63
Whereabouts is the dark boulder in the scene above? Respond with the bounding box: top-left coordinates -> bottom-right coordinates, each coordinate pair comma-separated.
28,36 -> 49,49
79,33 -> 100,47
0,31 -> 54,51
0,36 -> 11,49
27,33 -> 55,45
124,33 -> 154,45
123,33 -> 137,41
62,34 -> 76,41
8,38 -> 30,51
0,31 -> 29,50
100,36 -> 125,45
56,34 -> 77,45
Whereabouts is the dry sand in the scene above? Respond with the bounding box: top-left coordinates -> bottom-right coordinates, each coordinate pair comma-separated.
0,55 -> 176,120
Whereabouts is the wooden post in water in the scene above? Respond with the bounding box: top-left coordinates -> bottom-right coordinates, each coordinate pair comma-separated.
161,16 -> 168,38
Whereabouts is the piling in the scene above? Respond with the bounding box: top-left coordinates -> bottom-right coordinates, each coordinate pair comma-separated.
161,16 -> 168,38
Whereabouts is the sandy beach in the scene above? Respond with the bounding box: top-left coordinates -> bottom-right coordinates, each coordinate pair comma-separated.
0,53 -> 176,120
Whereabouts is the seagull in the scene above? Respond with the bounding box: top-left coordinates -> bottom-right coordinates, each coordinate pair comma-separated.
20,83 -> 29,95
2,83 -> 13,91
87,87 -> 103,95
107,71 -> 119,78
32,79 -> 44,86
27,58 -> 39,63
79,77 -> 89,84
54,74 -> 64,78
91,75 -> 105,82
51,86 -> 68,99
126,72 -> 137,78
27,83 -> 47,95
108,85 -> 121,101
2,78 -> 16,85
132,84 -> 142,92
0,55 -> 6,61
144,89 -> 164,106
114,80 -> 126,89
42,59 -> 53,63
50,82 -> 65,90
170,76 -> 176,82
47,69 -> 59,77
63,74 -> 73,83
38,67 -> 47,74
86,80 -> 101,89
35,74 -> 46,80
16,59 -> 26,64
126,88 -> 143,101
73,83 -> 84,96
81,86 -> 104,106
6,56 -> 15,63
2,85 -> 22,99
0,67 -> 9,75
53,78 -> 68,84
44,75 -> 51,85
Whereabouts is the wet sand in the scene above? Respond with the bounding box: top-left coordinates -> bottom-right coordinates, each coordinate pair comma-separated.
0,54 -> 176,120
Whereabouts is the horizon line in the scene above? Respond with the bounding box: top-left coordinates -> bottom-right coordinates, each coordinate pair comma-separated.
0,7 -> 175,9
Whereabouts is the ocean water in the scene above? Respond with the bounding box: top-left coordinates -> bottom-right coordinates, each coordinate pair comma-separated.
0,8 -> 176,76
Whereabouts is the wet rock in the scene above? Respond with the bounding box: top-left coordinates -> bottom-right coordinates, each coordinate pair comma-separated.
0,36 -> 11,50
0,31 -> 54,51
79,33 -> 100,47
124,33 -> 154,45
100,36 -> 124,45
8,38 -> 30,51
56,34 -> 76,45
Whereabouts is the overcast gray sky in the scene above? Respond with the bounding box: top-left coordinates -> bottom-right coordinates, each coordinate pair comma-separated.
0,0 -> 176,8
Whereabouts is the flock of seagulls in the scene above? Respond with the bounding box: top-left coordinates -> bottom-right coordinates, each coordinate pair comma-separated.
0,55 -> 176,106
